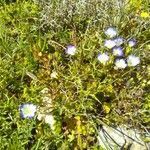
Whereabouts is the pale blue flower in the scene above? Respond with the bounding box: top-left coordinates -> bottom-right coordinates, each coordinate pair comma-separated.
105,27 -> 117,38
127,55 -> 140,66
128,39 -> 136,47
19,103 -> 37,119
98,53 -> 109,64
114,37 -> 124,46
104,40 -> 116,49
65,45 -> 76,55
112,47 -> 123,56
115,59 -> 127,69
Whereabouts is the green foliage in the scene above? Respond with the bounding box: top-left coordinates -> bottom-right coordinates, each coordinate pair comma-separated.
0,0 -> 149,149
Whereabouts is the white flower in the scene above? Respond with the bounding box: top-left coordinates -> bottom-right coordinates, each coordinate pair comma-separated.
37,113 -> 45,121
45,114 -> 55,130
105,27 -> 117,38
127,55 -> 140,66
37,113 -> 55,130
104,40 -> 116,49
128,39 -> 136,47
50,71 -> 58,79
42,96 -> 52,104
19,103 -> 37,119
40,88 -> 49,94
98,53 -> 109,64
114,37 -> 124,46
112,47 -> 123,56
65,45 -> 76,55
115,59 -> 127,69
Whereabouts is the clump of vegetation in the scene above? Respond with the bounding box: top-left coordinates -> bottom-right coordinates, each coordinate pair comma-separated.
0,0 -> 149,149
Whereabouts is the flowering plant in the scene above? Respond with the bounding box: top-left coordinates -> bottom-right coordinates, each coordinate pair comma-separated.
19,103 -> 37,119
1,0 -> 149,149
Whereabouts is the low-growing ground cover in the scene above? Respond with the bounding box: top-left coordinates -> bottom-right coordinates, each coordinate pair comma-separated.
0,0 -> 149,149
